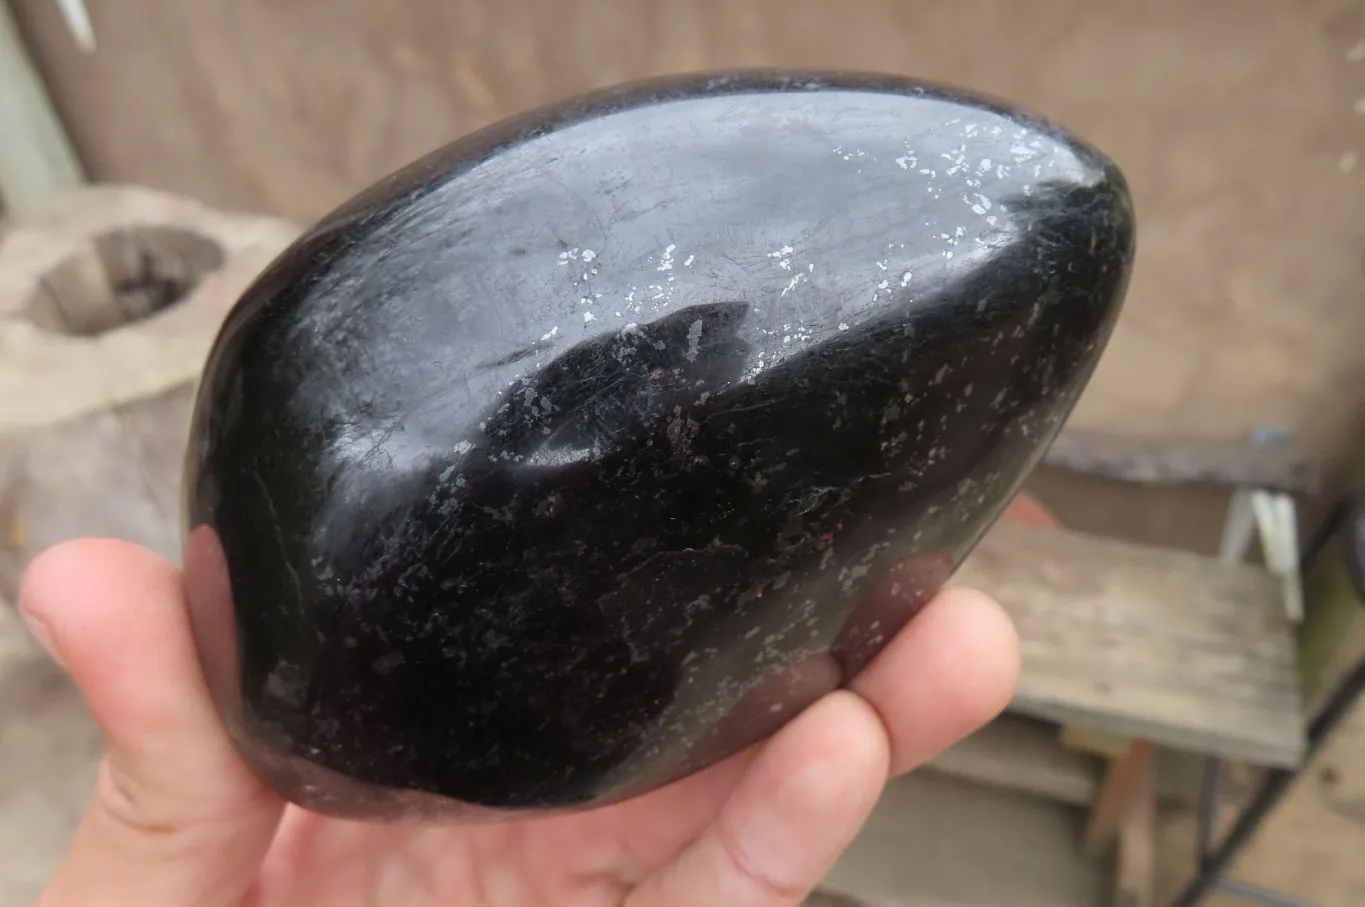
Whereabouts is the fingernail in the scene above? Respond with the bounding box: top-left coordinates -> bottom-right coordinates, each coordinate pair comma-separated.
17,607 -> 66,669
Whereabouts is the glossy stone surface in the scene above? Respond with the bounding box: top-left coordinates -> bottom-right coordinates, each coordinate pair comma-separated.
182,70 -> 1135,821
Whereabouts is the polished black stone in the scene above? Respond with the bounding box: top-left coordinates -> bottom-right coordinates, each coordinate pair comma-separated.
182,70 -> 1135,821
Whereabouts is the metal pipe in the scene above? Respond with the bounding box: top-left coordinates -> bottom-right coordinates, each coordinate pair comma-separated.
1214,878 -> 1319,907
1170,653 -> 1365,907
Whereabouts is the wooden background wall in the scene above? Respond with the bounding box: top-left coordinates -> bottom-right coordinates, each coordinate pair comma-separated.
11,0 -> 1365,497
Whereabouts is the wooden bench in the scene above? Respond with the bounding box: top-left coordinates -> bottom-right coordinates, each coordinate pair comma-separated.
913,433 -> 1316,907
958,521 -> 1303,768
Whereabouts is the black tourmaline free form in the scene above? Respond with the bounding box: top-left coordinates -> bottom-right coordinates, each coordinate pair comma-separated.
182,70 -> 1135,821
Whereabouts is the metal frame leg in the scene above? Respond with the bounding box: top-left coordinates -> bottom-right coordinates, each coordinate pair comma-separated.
1172,655 -> 1365,906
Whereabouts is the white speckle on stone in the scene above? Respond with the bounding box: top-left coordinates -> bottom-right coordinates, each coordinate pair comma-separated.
453,440 -> 473,455
539,326 -> 559,341
581,248 -> 597,261
685,318 -> 703,362
657,243 -> 676,271
684,254 -> 695,267
583,311 -> 596,323
838,322 -> 849,331
901,270 -> 913,286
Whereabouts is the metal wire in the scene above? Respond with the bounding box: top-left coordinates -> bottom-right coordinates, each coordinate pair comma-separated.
1214,879 -> 1320,907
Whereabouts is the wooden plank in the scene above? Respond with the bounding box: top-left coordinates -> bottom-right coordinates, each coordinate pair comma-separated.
1042,431 -> 1321,494
1085,740 -> 1152,856
928,714 -> 1101,806
0,2 -> 84,215
956,522 -> 1305,767
1113,756 -> 1156,907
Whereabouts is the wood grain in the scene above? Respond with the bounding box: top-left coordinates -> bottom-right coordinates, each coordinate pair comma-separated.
1043,431 -> 1321,494
1112,752 -> 1156,907
956,522 -> 1306,767
1085,740 -> 1152,856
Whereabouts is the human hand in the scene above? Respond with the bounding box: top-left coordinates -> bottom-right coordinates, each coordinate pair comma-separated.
20,538 -> 1018,907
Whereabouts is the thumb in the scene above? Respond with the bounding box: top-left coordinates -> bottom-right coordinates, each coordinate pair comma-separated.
628,691 -> 890,907
18,538 -> 284,907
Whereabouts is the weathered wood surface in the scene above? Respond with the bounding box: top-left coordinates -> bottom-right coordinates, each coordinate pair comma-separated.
1112,750 -> 1156,907
1043,431 -> 1321,494
956,522 -> 1306,767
